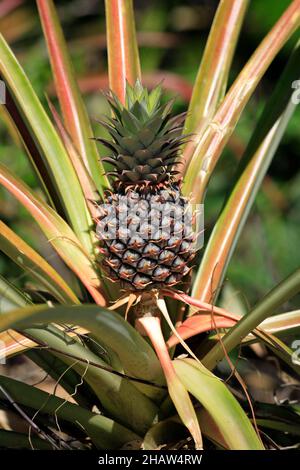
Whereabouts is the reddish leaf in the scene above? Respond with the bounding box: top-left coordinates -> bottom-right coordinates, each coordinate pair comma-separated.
105,0 -> 141,102
167,315 -> 236,348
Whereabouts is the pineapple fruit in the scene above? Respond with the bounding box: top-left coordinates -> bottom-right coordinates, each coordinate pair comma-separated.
96,81 -> 196,291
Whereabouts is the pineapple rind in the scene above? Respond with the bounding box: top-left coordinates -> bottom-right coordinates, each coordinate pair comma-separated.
96,81 -> 196,291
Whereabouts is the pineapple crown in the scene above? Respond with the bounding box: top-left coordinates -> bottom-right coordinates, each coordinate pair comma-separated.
96,80 -> 188,188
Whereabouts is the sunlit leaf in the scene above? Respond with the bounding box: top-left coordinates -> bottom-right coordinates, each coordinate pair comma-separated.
183,0 -> 300,203
0,34 -> 94,253
184,0 -> 248,139
191,41 -> 300,302
0,307 -> 160,434
0,163 -> 106,305
203,268 -> 300,370
0,374 -> 140,449
0,275 -> 31,313
173,357 -> 264,449
167,309 -> 300,349
138,315 -> 202,449
37,0 -> 109,196
105,0 -> 141,103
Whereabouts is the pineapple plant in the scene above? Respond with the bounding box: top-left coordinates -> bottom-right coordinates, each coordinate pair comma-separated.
0,0 -> 299,452
96,81 -> 196,291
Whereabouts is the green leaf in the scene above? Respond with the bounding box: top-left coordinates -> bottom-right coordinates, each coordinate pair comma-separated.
0,34 -> 94,254
143,419 -> 187,450
138,316 -> 202,449
47,99 -> 100,218
256,419 -> 300,437
183,0 -> 300,203
191,41 -> 300,302
261,310 -> 300,336
203,268 -> 300,370
0,303 -> 164,388
0,299 -> 164,429
26,348 -> 94,409
144,410 -> 228,450
0,430 -> 53,450
173,357 -> 264,450
167,309 -> 300,349
0,275 -> 31,312
0,220 -> 79,304
1,88 -> 65,214
0,375 -> 140,449
0,314 -> 159,435
184,0 -> 248,136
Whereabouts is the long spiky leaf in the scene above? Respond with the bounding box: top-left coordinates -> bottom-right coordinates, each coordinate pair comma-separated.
0,34 -> 94,254
0,163 -> 106,305
105,0 -> 141,103
184,0 -> 249,137
0,220 -> 80,304
183,0 -> 300,203
37,0 -> 109,196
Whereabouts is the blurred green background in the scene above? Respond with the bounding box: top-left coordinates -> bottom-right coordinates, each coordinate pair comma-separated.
0,0 -> 299,309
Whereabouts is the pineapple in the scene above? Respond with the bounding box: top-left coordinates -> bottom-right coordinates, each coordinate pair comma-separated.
96,81 -> 196,291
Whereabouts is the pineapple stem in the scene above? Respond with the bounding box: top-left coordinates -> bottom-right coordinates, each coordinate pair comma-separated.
133,292 -> 160,335
137,314 -> 203,450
